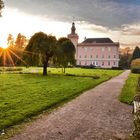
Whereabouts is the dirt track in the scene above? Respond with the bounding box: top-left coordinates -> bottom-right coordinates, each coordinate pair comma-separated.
9,70 -> 133,140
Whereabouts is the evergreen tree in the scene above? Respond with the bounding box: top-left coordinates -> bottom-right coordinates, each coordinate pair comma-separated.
131,46 -> 140,61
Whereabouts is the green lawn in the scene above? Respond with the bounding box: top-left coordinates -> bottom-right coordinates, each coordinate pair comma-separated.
119,73 -> 140,104
0,68 -> 122,131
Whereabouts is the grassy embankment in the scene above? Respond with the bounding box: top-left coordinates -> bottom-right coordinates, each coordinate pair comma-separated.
0,68 -> 122,131
119,73 -> 139,104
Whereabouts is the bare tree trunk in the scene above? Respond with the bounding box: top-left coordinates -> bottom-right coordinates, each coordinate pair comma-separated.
43,58 -> 48,76
43,62 -> 47,75
64,67 -> 65,73
62,67 -> 63,73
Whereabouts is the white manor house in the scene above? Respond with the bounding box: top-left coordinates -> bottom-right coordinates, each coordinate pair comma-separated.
68,22 -> 120,68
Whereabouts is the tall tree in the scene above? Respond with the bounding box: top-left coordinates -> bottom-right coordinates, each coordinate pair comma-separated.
24,32 -> 56,75
119,53 -> 131,69
131,46 -> 140,61
7,34 -> 15,48
15,33 -> 28,48
0,0 -> 4,17
55,37 -> 76,73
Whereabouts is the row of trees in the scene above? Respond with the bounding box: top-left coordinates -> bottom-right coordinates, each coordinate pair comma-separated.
0,33 -> 28,66
0,32 -> 76,75
24,32 -> 76,75
119,46 -> 140,69
7,33 -> 28,48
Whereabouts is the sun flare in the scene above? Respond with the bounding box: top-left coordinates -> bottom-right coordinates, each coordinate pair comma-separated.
0,40 -> 8,49
1,46 -> 8,49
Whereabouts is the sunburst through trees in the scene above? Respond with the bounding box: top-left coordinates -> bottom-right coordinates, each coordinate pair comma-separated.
0,33 -> 29,66
0,32 -> 76,75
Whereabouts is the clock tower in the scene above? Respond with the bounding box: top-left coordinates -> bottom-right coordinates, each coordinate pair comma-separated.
68,22 -> 79,58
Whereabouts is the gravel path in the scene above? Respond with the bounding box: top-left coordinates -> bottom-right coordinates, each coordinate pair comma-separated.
10,70 -> 133,140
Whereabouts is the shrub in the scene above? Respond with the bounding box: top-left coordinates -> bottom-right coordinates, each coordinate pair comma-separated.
0,67 -> 23,72
65,73 -> 76,76
131,59 -> 140,73
111,67 -> 123,70
92,76 -> 100,79
132,69 -> 140,74
80,65 -> 95,69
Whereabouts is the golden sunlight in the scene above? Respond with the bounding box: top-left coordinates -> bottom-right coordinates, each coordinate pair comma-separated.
0,39 -> 8,49
1,45 -> 8,49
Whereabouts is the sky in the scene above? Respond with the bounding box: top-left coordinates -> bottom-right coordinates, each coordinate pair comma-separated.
0,0 -> 140,48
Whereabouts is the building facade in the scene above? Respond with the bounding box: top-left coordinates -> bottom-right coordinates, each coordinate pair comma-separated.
68,22 -> 120,68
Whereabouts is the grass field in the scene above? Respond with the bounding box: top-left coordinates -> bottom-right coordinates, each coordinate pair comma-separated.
0,68 -> 122,131
119,73 -> 139,104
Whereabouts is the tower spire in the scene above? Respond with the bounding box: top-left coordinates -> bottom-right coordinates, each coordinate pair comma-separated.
71,21 -> 76,34
68,19 -> 79,59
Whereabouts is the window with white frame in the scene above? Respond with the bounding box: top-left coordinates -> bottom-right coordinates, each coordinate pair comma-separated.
84,47 -> 87,52
108,47 -> 111,52
102,47 -> 105,52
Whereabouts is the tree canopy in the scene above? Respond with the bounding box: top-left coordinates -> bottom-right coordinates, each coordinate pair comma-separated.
0,0 -> 4,16
24,32 -> 56,75
55,37 -> 76,73
131,46 -> 140,61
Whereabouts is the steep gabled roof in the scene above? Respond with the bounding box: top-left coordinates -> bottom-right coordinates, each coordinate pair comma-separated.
82,38 -> 113,43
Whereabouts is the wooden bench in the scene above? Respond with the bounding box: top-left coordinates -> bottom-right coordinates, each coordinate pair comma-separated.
134,101 -> 140,113
133,94 -> 140,113
132,95 -> 140,137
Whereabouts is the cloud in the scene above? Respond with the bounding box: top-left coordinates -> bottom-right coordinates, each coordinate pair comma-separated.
6,0 -> 140,29
3,0 -> 140,48
121,23 -> 140,35
77,21 -> 109,33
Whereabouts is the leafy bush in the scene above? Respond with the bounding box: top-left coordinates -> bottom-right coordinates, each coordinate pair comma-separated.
78,65 -> 95,69
131,59 -> 140,73
132,69 -> 140,74
111,67 -> 123,70
0,67 -> 23,72
65,73 -> 76,76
